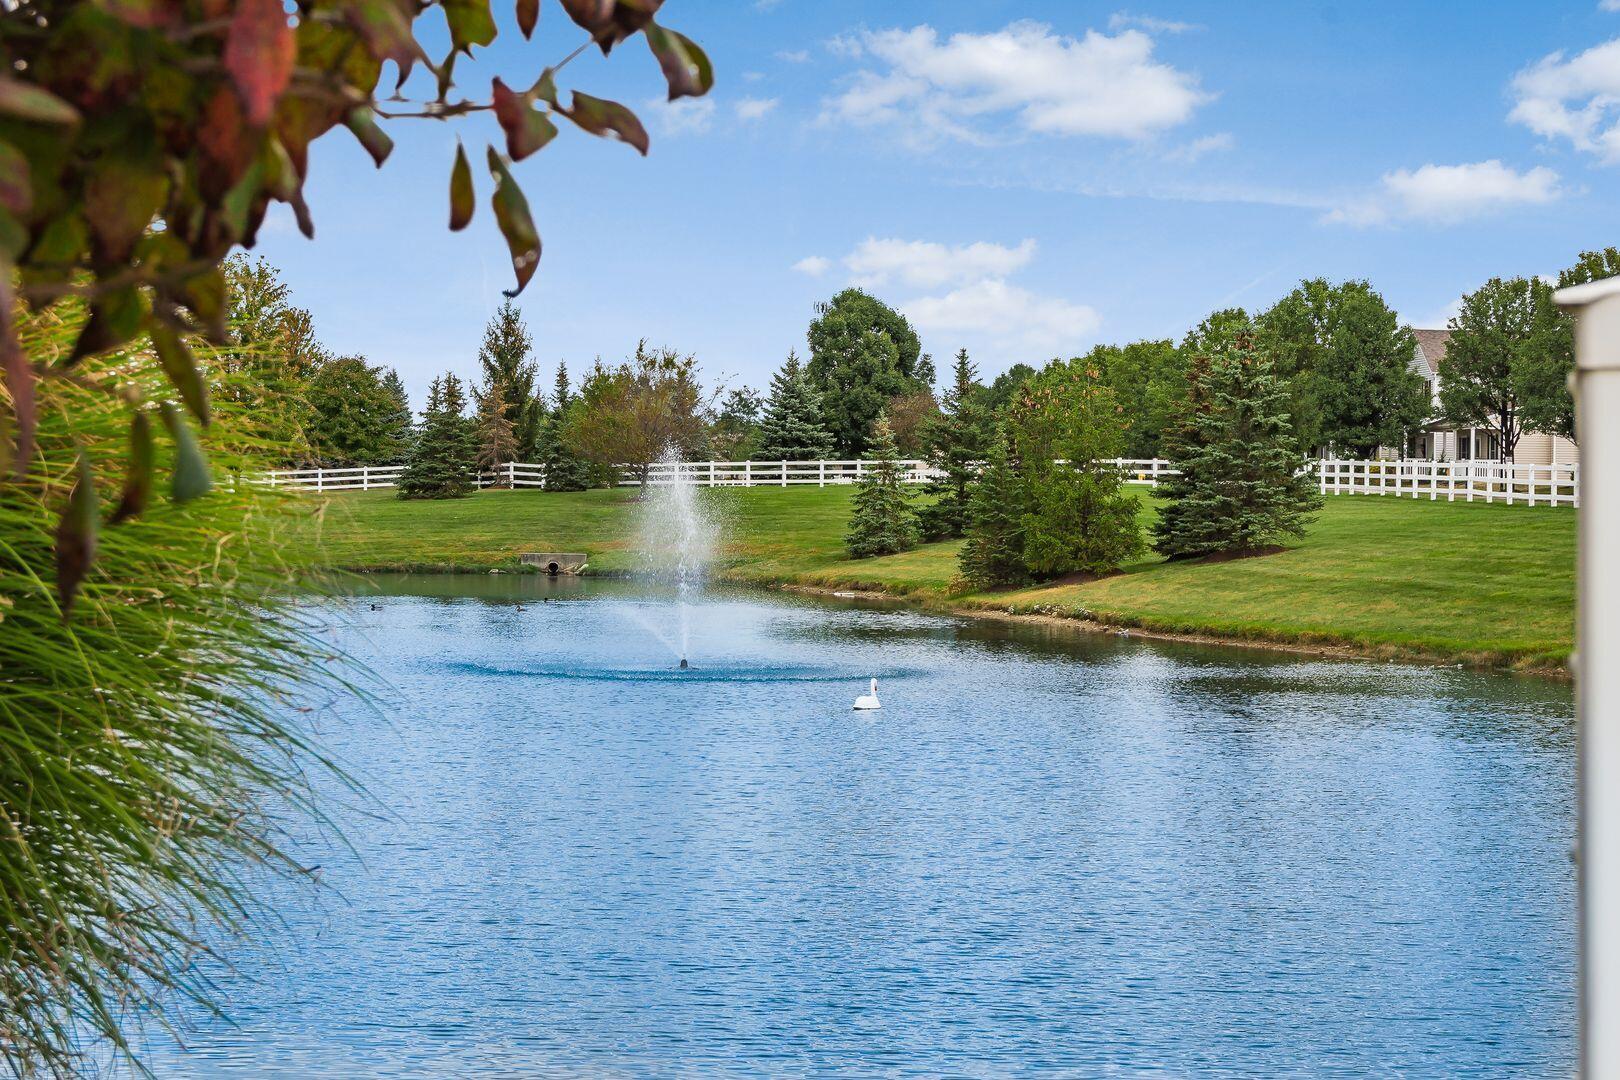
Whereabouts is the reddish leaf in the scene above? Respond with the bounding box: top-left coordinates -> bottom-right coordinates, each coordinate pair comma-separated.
449,141 -> 474,231
177,268 -> 228,344
486,147 -> 540,296
111,410 -> 154,524
560,0 -> 660,54
558,91 -> 648,155
644,23 -> 713,100
0,141 -> 31,215
443,0 -> 497,52
0,76 -> 80,125
55,452 -> 99,615
0,273 -> 32,477
345,108 -> 394,167
516,0 -> 539,39
225,0 -> 296,126
492,78 -> 558,161
150,318 -> 211,425
198,84 -> 257,199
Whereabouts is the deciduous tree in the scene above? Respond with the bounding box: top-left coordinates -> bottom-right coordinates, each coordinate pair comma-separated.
711,386 -> 763,460
564,341 -> 711,486
1089,339 -> 1187,459
806,289 -> 926,455
1518,247 -> 1620,444
1440,277 -> 1548,461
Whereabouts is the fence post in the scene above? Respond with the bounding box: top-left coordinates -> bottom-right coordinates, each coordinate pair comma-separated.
819,460 -> 826,487
780,460 -> 788,488
744,460 -> 752,487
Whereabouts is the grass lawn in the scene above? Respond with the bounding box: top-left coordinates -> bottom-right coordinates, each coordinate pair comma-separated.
303,486 -> 1575,671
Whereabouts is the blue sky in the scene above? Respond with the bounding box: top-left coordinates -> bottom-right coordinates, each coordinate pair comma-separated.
257,1 -> 1620,405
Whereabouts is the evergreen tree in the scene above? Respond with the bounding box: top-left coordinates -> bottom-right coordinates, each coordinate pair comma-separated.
806,289 -> 927,455
957,435 -> 1027,588
1153,336 -> 1322,558
844,413 -> 919,558
757,351 -> 835,460
476,299 -> 543,458
918,348 -> 989,541
473,375 -> 519,481
397,372 -> 477,499
1007,361 -> 1144,577
304,356 -> 410,466
540,362 -> 591,491
379,368 -> 415,464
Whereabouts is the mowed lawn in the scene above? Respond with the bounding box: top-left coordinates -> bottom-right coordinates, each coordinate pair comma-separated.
304,486 -> 1575,669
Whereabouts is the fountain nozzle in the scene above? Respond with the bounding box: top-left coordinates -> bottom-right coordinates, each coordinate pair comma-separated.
679,658 -> 689,670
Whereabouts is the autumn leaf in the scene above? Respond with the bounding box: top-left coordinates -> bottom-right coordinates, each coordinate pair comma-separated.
557,91 -> 648,155
54,452 -> 99,615
111,410 -> 154,524
150,319 -> 211,425
224,0 -> 296,126
345,108 -> 394,167
449,141 -> 474,230
160,403 -> 213,503
486,147 -> 539,296
644,24 -> 713,101
0,77 -> 80,125
492,78 -> 559,161
517,0 -> 539,39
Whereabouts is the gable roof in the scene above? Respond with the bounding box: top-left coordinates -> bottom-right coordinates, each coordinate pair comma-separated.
1413,328 -> 1451,374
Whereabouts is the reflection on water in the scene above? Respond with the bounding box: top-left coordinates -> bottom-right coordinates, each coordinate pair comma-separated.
140,577 -> 1575,1076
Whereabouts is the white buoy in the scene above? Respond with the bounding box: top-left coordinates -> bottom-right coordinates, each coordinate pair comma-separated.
853,678 -> 881,711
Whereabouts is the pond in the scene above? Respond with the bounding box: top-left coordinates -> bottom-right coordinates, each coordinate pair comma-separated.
144,577 -> 1575,1076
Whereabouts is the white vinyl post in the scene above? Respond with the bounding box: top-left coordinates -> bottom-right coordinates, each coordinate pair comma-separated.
1556,276 -> 1620,1077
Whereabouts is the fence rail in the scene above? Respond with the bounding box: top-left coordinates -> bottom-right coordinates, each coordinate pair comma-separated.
259,457 -> 1579,507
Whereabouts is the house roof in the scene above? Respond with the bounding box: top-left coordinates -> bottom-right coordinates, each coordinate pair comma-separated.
1413,328 -> 1451,373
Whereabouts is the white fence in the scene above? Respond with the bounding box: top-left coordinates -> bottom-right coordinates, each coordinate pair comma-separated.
260,457 -> 1579,507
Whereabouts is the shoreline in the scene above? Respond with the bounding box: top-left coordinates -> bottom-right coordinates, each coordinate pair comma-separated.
337,562 -> 1569,679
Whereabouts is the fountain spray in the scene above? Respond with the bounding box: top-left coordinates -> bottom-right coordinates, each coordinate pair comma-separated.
635,452 -> 716,669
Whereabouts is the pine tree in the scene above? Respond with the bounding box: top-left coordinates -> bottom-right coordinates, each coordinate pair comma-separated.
378,368 -> 415,464
1153,335 -> 1322,557
917,348 -> 988,541
397,372 -> 477,499
473,375 -> 519,482
957,435 -> 1027,588
539,361 -> 591,491
477,299 -> 543,458
845,412 -> 919,558
758,351 -> 834,460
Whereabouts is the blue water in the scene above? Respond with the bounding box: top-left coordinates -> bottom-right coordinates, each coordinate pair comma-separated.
142,577 -> 1575,1076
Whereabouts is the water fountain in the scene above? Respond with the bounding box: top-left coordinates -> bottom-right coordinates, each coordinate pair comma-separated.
632,452 -> 717,669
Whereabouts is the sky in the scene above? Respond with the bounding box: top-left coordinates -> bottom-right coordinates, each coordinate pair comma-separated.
255,0 -> 1620,406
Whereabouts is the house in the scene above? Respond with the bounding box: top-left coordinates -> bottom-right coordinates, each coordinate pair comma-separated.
1400,329 -> 1578,465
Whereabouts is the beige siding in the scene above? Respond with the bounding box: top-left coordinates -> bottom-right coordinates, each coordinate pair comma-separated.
1513,431 -> 1580,466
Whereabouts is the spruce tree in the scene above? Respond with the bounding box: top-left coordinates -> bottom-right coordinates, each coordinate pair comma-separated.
477,299 -> 543,458
540,361 -> 591,491
473,375 -> 519,481
957,435 -> 1027,588
918,347 -> 988,541
844,413 -> 919,558
758,351 -> 835,460
1153,336 -> 1322,558
379,368 -> 415,464
397,372 -> 477,499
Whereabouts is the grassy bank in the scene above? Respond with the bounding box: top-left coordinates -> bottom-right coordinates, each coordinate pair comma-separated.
305,486 -> 1575,671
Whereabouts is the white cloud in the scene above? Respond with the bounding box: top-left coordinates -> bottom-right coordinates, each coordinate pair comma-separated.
844,237 -> 1037,289
1108,11 -> 1198,34
1602,1 -> 1620,11
735,97 -> 779,121
1327,161 -> 1562,226
1162,131 -> 1234,163
1510,37 -> 1620,163
643,96 -> 717,136
776,48 -> 811,63
821,20 -> 1211,145
792,255 -> 832,276
905,280 -> 1101,353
